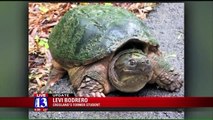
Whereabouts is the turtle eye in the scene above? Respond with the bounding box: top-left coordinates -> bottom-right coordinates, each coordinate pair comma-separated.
128,59 -> 136,66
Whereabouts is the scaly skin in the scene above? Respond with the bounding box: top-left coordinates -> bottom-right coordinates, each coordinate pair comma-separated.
39,57 -> 113,97
147,52 -> 183,92
69,56 -> 113,97
39,60 -> 66,93
76,77 -> 106,97
40,49 -> 154,96
39,49 -> 183,96
74,49 -> 153,96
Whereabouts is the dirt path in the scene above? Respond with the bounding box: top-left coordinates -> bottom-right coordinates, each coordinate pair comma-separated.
29,3 -> 184,119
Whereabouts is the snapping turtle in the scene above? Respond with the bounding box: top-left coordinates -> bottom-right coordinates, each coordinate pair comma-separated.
41,5 -> 183,97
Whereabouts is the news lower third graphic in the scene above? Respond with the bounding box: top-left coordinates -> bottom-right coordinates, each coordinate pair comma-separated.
31,93 -> 213,112
49,93 -> 99,108
34,93 -> 100,111
34,94 -> 48,112
0,96 -> 212,109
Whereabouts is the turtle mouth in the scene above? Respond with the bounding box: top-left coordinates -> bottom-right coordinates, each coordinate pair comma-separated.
122,69 -> 142,74
122,68 -> 152,75
108,72 -> 150,92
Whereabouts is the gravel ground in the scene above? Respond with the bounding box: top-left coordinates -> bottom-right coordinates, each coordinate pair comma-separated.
29,3 -> 184,119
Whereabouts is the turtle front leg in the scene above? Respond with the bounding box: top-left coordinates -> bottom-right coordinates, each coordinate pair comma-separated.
154,68 -> 183,92
71,59 -> 113,97
76,76 -> 105,97
148,53 -> 183,92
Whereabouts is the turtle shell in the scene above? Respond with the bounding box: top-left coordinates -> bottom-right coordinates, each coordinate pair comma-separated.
48,5 -> 158,67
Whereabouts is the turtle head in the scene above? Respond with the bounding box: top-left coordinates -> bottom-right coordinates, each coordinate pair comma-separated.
109,49 -> 153,92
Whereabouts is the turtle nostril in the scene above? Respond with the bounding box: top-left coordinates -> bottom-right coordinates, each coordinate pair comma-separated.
141,60 -> 149,64
129,59 -> 136,65
145,60 -> 150,64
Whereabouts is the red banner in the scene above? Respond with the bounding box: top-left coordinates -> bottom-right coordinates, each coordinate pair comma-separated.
0,97 -> 213,108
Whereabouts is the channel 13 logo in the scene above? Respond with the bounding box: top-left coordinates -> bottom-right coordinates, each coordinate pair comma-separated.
34,93 -> 48,112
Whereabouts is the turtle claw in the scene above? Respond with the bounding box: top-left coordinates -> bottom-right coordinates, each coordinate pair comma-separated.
100,93 -> 106,97
170,81 -> 183,92
77,92 -> 106,97
95,92 -> 106,97
76,77 -> 106,97
90,92 -> 96,97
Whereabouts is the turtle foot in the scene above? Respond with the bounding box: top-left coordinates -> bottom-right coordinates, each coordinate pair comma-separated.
76,77 -> 106,97
155,69 -> 183,92
38,66 -> 66,93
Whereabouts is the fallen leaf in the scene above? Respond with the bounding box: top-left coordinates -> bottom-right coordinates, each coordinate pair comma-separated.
104,3 -> 113,6
39,6 -> 49,13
